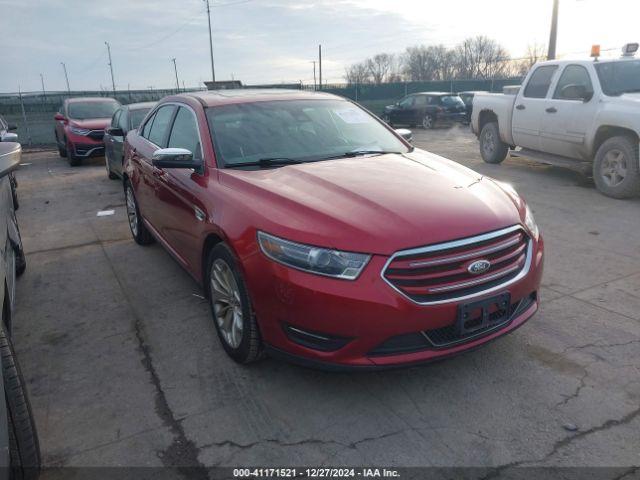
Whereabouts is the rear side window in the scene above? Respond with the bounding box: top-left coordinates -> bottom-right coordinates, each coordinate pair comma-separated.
524,66 -> 558,98
147,105 -> 176,147
414,96 -> 427,106
167,107 -> 201,159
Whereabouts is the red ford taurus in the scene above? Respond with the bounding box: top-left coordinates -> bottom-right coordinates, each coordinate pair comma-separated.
123,89 -> 544,370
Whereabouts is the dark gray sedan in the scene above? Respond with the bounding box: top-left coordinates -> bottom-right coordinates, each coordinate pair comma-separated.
0,142 -> 39,480
104,102 -> 155,180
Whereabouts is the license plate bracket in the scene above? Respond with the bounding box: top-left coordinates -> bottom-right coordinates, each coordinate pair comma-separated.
457,293 -> 511,336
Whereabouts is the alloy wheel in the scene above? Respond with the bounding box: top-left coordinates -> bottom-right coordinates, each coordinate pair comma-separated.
600,149 -> 627,187
210,259 -> 244,349
125,187 -> 138,236
423,115 -> 433,129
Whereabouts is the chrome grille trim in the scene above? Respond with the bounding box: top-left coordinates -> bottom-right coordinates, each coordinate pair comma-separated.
381,225 -> 532,306
408,235 -> 521,268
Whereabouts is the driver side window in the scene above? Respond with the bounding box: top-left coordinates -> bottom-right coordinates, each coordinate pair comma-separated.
399,96 -> 414,108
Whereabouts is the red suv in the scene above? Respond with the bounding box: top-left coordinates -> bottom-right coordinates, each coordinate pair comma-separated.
54,97 -> 120,166
123,90 -> 544,370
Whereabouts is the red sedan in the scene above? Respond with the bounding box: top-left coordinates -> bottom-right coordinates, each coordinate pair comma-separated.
123,90 -> 544,370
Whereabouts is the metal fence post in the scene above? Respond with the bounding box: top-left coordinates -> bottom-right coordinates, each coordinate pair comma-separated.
18,86 -> 32,147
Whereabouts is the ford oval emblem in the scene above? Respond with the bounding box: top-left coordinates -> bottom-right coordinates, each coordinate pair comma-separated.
468,259 -> 491,275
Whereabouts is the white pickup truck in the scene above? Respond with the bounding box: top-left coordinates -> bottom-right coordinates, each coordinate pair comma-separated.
471,45 -> 640,199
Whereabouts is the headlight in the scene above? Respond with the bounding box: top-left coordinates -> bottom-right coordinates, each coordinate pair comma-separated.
69,126 -> 91,135
524,203 -> 539,240
257,231 -> 370,280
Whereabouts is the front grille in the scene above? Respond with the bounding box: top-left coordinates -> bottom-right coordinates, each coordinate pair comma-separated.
73,144 -> 104,157
87,130 -> 105,140
382,226 -> 531,304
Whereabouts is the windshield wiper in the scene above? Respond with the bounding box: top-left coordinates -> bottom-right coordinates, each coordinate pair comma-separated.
321,150 -> 402,160
225,157 -> 304,168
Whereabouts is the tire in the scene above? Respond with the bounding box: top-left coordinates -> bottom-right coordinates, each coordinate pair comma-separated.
206,243 -> 263,364
10,175 -> 18,211
66,141 -> 81,167
105,157 -> 118,180
13,212 -> 26,278
124,181 -> 154,245
56,133 -> 67,158
422,114 -> 434,130
480,121 -> 509,164
0,325 -> 41,480
593,135 -> 640,199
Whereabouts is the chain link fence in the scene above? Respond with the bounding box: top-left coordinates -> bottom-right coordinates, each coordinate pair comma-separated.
0,77 -> 522,147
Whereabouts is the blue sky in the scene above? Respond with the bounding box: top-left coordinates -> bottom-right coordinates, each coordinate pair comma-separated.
1,0 -> 637,93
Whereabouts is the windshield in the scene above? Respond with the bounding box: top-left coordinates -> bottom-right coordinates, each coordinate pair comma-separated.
441,95 -> 465,107
206,99 -> 409,167
67,101 -> 119,120
595,60 -> 640,96
129,108 -> 151,129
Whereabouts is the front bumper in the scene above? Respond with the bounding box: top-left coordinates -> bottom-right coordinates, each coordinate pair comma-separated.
243,235 -> 544,369
66,130 -> 105,158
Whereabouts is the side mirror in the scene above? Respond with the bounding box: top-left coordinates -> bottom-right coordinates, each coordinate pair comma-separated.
7,124 -> 17,131
0,143 -> 21,179
106,127 -> 124,137
395,128 -> 413,143
54,113 -> 66,122
152,148 -> 202,171
561,84 -> 593,102
1,132 -> 18,143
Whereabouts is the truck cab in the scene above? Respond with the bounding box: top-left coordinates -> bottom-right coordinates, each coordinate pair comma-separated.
471,43 -> 640,199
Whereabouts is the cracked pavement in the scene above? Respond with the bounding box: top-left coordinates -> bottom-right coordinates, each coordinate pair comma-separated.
10,128 -> 640,475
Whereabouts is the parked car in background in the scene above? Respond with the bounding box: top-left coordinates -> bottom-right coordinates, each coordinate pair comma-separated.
471,43 -> 640,199
0,115 -> 20,211
383,92 -> 467,129
54,97 -> 120,166
123,89 -> 543,370
458,91 -> 488,124
0,143 -> 39,480
104,102 -> 155,180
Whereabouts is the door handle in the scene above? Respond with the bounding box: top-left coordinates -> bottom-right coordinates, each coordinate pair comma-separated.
545,107 -> 557,113
515,104 -> 526,110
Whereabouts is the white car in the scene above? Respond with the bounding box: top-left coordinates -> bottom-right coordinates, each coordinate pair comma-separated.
471,43 -> 640,199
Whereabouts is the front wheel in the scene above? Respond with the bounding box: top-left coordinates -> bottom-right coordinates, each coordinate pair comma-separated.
479,122 -> 508,164
105,156 -> 118,180
67,141 -> 81,167
593,136 -> 640,199
207,244 -> 263,364
0,325 -> 41,480
125,181 -> 154,245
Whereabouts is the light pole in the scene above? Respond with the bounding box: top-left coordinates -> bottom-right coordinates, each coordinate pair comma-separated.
318,44 -> 322,90
204,0 -> 216,82
547,0 -> 559,60
311,61 -> 317,90
172,58 -> 180,91
61,62 -> 71,94
105,41 -> 116,94
40,73 -> 47,104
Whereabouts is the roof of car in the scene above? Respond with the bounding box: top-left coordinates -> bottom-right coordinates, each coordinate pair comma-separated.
533,56 -> 639,68
125,101 -> 156,110
65,97 -> 119,104
413,92 -> 457,96
182,89 -> 341,107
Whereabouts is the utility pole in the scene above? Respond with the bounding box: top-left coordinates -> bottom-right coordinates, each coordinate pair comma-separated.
547,0 -> 559,60
311,61 -> 317,90
318,45 -> 322,90
204,0 -> 216,82
105,41 -> 116,94
40,73 -> 47,105
61,62 -> 71,94
171,58 -> 180,91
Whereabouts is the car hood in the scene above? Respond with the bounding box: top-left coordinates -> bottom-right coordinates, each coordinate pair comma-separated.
68,118 -> 111,130
220,149 -> 524,255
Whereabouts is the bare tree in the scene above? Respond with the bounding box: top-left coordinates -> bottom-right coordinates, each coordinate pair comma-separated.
366,53 -> 394,84
402,45 -> 456,81
453,36 -> 511,79
344,62 -> 371,85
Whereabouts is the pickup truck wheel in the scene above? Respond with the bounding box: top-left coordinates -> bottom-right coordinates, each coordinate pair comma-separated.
480,122 -> 508,164
422,114 -> 434,130
207,244 -> 263,364
125,181 -> 154,245
593,136 -> 640,199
